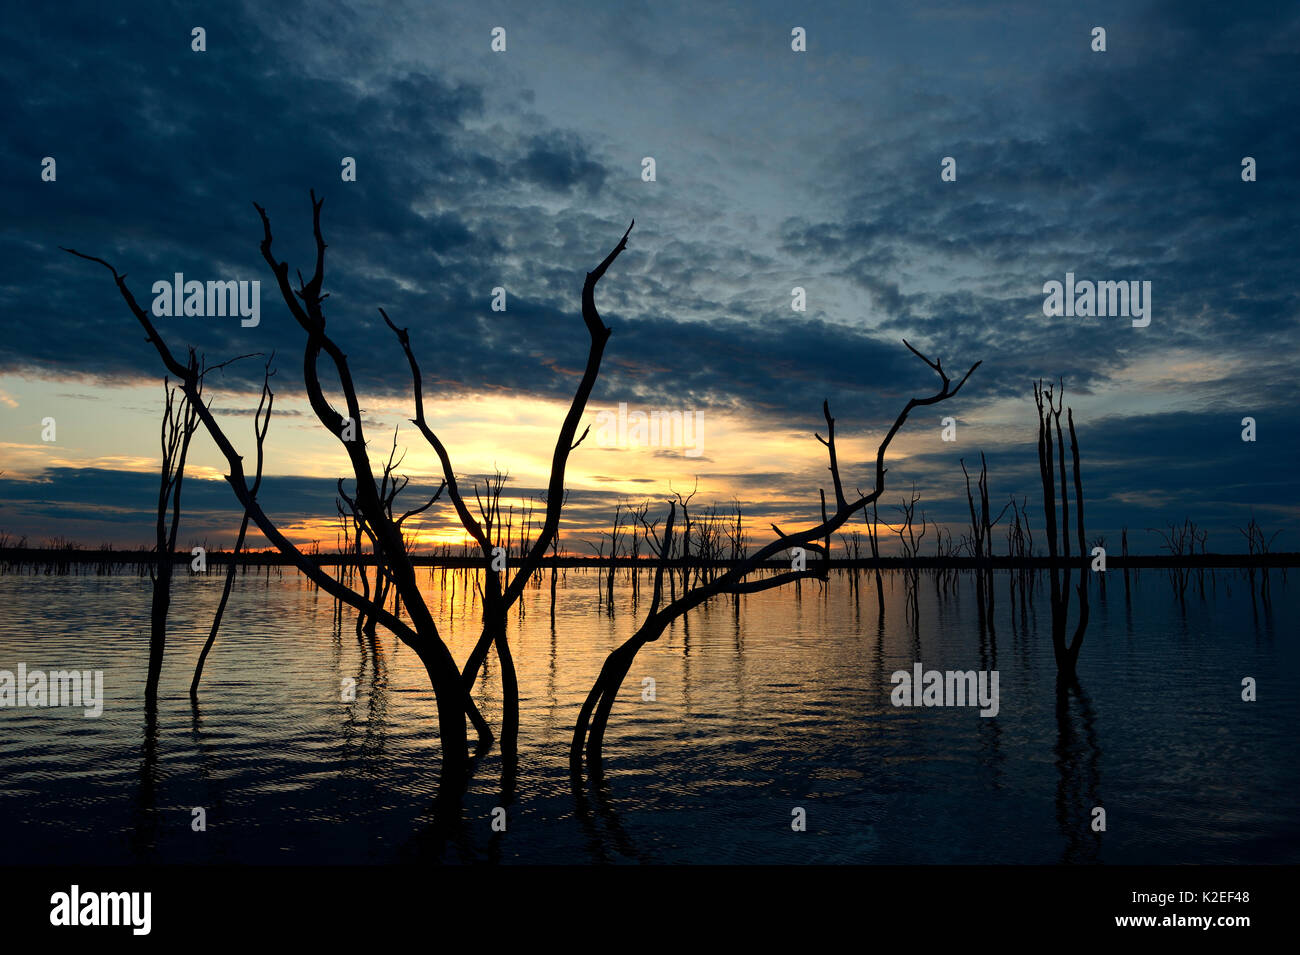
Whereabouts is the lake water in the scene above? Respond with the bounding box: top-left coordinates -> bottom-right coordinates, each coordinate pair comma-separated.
0,566 -> 1295,864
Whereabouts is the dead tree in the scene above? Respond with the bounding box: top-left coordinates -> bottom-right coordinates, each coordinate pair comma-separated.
1148,519 -> 1196,604
548,501 -> 564,623
865,499 -> 885,613
841,527 -> 863,597
1005,495 -> 1032,617
726,501 -> 748,565
628,500 -> 651,608
338,435 -> 445,639
191,359 -> 274,698
335,486 -> 370,635
893,484 -> 927,623
147,378 -> 200,704
69,203 -> 631,799
725,500 -> 748,616
68,204 -> 494,795
572,342 -> 980,780
670,481 -> 699,594
961,453 -> 1011,626
929,518 -> 955,595
381,218 -> 635,790
1192,528 -> 1206,598
606,502 -> 625,612
1034,380 -> 1088,679
583,537 -> 607,612
1239,513 -> 1281,604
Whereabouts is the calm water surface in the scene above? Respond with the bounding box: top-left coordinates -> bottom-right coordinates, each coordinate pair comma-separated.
0,567 -> 1295,864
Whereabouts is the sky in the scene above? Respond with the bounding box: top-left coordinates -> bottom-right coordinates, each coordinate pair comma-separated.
0,0 -> 1297,556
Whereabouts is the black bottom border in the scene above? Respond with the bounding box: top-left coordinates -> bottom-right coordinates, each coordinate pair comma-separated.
1,863 -> 1285,941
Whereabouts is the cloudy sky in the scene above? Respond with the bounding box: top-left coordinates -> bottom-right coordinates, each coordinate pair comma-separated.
0,0 -> 1296,555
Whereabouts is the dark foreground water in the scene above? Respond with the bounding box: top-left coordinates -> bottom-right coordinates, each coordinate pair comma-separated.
0,567 -> 1295,864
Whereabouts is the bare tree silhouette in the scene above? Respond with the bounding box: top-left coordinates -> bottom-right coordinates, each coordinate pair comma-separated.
893,483 -> 927,625
62,205 -> 506,797
336,432 -> 445,639
547,491 -> 569,623
67,201 -> 634,801
1239,512 -> 1282,605
961,453 -> 1011,629
1033,380 -> 1088,679
380,219 -> 633,795
1148,519 -> 1198,605
865,498 -> 886,615
146,378 -> 199,704
571,342 -> 980,780
1005,495 -> 1032,622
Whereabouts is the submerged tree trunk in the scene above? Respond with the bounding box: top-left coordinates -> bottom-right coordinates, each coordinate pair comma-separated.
147,380 -> 198,705
1034,381 -> 1088,678
572,345 -> 981,782
68,202 -> 492,800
